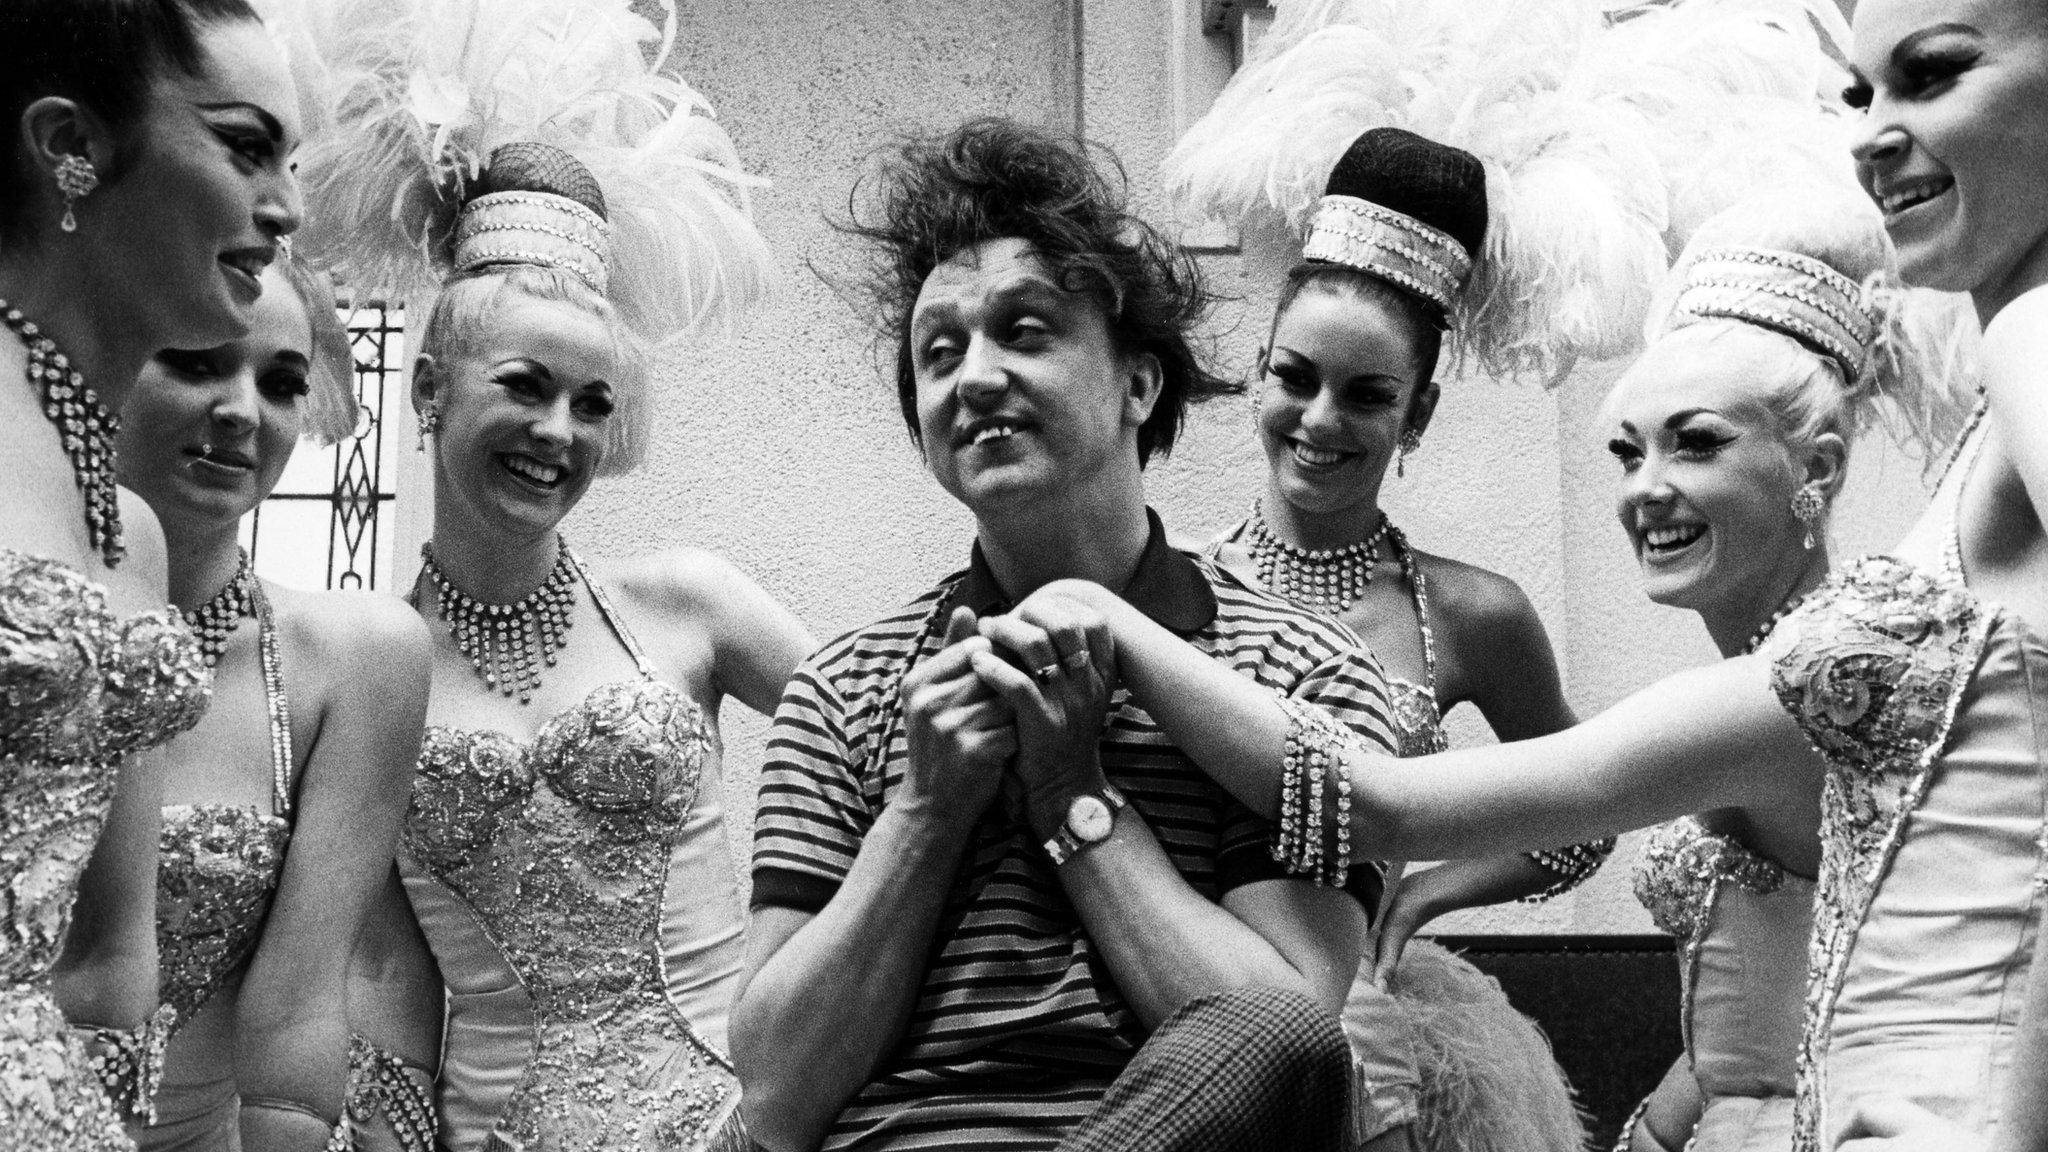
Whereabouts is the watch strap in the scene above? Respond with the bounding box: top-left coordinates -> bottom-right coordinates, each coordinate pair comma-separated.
1044,784 -> 1127,866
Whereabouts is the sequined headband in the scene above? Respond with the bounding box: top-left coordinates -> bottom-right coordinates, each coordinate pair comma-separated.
451,191 -> 610,294
1670,247 -> 1879,382
1300,195 -> 1475,319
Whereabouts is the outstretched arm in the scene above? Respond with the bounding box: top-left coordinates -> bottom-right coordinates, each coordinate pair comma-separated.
1046,579 -> 1818,861
972,597 -> 1366,1022
238,598 -> 430,1151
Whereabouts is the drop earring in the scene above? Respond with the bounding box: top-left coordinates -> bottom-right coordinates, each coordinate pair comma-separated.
1396,427 -> 1422,478
55,154 -> 98,233
416,404 -> 440,450
1791,485 -> 1825,550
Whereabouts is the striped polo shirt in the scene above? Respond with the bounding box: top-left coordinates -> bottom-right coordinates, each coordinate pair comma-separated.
753,512 -> 1396,1151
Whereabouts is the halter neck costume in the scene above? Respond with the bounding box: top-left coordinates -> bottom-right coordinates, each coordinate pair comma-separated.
1208,521 -> 1588,1149
0,551 -> 210,1150
142,589 -> 435,1150
400,552 -> 746,1151
1766,419 -> 2048,1150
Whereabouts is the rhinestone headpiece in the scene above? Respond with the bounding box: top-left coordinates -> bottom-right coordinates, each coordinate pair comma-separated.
1670,246 -> 1879,383
1300,195 -> 1475,320
450,191 -> 610,293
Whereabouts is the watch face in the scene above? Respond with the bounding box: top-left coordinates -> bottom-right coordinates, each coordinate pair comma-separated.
1067,795 -> 1115,843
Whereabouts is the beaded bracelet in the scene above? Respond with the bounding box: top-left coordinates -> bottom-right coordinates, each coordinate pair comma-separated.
1520,836 -> 1617,902
1272,695 -> 1355,887
341,1033 -> 439,1152
71,1003 -> 176,1123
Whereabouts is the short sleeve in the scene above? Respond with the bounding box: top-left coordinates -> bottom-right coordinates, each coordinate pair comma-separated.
751,660 -> 871,913
1216,642 -> 1395,903
1289,646 -> 1399,758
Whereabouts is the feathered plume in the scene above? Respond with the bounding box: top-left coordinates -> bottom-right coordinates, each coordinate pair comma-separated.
277,0 -> 772,348
1165,0 -> 1853,382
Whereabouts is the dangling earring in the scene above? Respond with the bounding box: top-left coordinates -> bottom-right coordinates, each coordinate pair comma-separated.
55,155 -> 99,233
1396,427 -> 1422,478
1791,485 -> 1825,550
416,404 -> 440,451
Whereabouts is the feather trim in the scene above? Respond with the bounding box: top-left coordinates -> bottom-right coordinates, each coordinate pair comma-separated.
1165,0 -> 1854,382
277,0 -> 771,348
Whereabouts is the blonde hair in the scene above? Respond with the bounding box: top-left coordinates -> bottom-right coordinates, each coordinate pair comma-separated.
279,258 -> 358,446
416,264 -> 651,476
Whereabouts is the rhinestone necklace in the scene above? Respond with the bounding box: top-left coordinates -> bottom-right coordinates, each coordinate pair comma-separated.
417,538 -> 578,703
1247,500 -> 1391,615
1744,592 -> 1810,655
1,299 -> 124,566
182,550 -> 260,668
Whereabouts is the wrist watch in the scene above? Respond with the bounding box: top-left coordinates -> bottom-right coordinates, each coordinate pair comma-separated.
1043,784 -> 1128,866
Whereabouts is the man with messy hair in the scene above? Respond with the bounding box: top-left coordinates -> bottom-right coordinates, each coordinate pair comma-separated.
732,118 -> 1393,1152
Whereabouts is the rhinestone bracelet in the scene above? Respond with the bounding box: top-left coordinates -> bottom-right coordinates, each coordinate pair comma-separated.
1273,694 -> 1355,886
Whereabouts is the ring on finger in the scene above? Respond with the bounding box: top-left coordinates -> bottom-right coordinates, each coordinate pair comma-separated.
1060,648 -> 1092,671
1033,662 -> 1063,683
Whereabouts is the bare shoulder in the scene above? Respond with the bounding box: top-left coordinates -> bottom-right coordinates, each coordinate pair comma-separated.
268,584 -> 431,673
112,487 -> 171,601
1984,284 -> 2048,357
1410,550 -> 1542,636
597,547 -> 756,623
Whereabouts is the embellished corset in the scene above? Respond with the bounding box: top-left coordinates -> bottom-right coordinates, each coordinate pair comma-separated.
1767,552 -> 2020,1150
1387,678 -> 1447,758
2,551 -> 211,986
155,804 -> 289,1021
1634,817 -> 1810,1100
1,550 -> 210,1150
402,678 -> 740,1151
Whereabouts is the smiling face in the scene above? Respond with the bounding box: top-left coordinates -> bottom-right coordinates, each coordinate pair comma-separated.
1601,326 -> 1818,615
1848,0 -> 2048,299
909,237 -> 1157,517
420,291 -> 620,536
77,18 -> 305,351
1258,283 -> 1433,520
117,263 -> 313,533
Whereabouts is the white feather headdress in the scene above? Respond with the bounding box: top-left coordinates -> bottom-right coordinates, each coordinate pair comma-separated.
1165,0 -> 1855,382
278,0 -> 772,349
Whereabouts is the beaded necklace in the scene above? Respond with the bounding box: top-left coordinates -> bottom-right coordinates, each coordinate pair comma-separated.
182,550 -> 259,668
417,538 -> 579,704
1,298 -> 124,566
1246,500 -> 1391,615
178,551 -> 293,809
1743,593 -> 1810,656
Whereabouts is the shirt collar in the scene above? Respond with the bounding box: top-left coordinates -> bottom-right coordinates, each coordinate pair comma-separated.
947,508 -> 1217,635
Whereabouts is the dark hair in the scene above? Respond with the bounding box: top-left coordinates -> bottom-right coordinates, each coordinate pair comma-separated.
1278,128 -> 1488,384
841,117 -> 1236,467
1,0 -> 260,237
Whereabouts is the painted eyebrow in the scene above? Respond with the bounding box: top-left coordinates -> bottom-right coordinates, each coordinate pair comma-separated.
195,101 -> 285,142
491,358 -> 554,380
1893,23 -> 1982,65
1663,407 -> 1718,429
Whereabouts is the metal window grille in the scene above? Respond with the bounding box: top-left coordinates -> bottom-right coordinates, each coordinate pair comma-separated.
242,303 -> 407,590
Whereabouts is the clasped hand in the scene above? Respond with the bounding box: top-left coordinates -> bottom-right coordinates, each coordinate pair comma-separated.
900,582 -> 1119,840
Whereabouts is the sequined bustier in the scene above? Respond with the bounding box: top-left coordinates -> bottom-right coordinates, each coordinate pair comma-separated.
400,566 -> 741,1151
155,597 -> 296,1033
156,807 -> 289,1022
1769,428 -> 2046,1152
1,550 -> 210,1150
1633,817 -> 1810,1124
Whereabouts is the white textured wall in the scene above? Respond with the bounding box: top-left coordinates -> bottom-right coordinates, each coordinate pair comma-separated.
566,0 -> 1937,933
